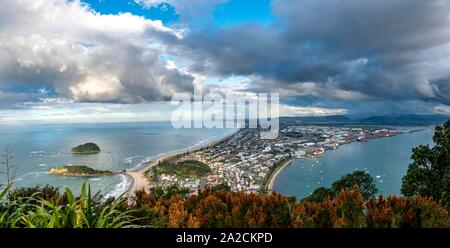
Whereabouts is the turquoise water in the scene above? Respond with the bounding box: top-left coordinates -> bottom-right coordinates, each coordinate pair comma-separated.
273,129 -> 435,199
0,122 -> 232,197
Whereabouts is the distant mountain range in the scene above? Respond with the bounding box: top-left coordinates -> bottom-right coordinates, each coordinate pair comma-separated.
282,115 -> 352,123
357,114 -> 449,126
282,114 -> 450,126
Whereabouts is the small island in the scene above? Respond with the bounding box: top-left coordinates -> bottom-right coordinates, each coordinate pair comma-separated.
70,143 -> 100,154
49,165 -> 113,177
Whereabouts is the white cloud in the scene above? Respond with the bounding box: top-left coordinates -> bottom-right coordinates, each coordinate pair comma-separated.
0,100 -> 178,124
280,104 -> 348,117
435,104 -> 450,114
277,81 -> 374,101
134,0 -> 228,21
0,0 -> 194,104
70,75 -> 125,102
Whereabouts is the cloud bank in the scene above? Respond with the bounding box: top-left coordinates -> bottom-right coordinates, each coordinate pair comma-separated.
0,0 -> 197,108
167,0 -> 450,108
1,0 -> 450,118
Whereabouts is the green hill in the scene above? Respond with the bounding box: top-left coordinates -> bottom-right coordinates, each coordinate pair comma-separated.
70,143 -> 100,154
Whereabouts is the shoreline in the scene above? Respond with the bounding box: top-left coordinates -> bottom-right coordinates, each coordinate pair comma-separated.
124,128 -> 240,195
267,129 -> 422,195
124,128 -> 420,196
267,159 -> 292,193
266,129 -> 418,193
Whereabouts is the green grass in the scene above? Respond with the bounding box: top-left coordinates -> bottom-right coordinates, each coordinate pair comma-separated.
156,160 -> 211,178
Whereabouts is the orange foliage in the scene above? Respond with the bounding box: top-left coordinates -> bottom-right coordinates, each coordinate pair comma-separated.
126,188 -> 450,228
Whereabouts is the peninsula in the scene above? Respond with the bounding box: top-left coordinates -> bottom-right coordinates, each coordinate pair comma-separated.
49,165 -> 113,177
126,123 -> 408,196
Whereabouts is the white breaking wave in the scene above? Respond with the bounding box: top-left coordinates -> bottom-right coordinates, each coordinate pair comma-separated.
123,155 -> 142,164
23,171 -> 48,178
103,174 -> 132,200
130,153 -> 164,171
123,157 -> 133,164
29,151 -> 64,157
30,150 -> 44,154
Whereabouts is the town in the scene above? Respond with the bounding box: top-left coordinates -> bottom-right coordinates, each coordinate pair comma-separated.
150,122 -> 407,194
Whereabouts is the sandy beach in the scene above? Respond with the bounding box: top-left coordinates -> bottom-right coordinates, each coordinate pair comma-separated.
267,159 -> 292,193
125,129 -> 240,195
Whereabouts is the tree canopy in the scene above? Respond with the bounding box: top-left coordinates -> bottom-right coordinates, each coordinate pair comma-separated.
70,143 -> 100,154
332,170 -> 378,200
211,182 -> 231,192
304,170 -> 378,202
401,119 -> 450,210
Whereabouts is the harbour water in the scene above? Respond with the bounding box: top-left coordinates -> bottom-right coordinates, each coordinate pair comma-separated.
0,122 -> 233,197
273,129 -> 435,199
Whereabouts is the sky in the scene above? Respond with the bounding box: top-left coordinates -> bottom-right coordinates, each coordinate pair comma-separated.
1,0 -> 450,123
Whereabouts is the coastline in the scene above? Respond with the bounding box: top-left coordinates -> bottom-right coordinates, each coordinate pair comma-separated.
267,129 -> 418,194
124,128 -> 420,196
267,159 -> 292,193
124,128 -> 240,195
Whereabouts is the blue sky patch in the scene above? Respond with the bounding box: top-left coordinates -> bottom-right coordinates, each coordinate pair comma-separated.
213,0 -> 274,27
81,0 -> 179,24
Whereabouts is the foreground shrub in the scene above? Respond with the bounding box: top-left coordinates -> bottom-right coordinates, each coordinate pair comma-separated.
366,195 -> 450,228
0,183 -> 138,228
292,187 -> 365,227
126,186 -> 449,228
1,184 -> 449,228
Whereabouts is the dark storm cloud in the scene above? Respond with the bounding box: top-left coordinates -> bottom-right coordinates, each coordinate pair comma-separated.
170,0 -> 450,105
274,0 -> 450,54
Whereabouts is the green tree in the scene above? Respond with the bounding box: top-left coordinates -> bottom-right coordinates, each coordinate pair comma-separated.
303,171 -> 378,202
331,170 -> 378,200
401,119 -> 450,210
303,187 -> 334,202
150,185 -> 189,200
211,182 -> 231,192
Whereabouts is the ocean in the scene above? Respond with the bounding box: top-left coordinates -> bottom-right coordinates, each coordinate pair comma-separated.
0,122 -> 435,200
0,122 -> 233,198
273,129 -> 435,199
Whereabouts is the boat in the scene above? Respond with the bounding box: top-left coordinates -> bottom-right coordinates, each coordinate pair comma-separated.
313,147 -> 325,156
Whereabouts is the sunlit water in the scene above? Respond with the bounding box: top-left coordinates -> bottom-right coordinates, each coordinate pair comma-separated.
274,129 -> 435,199
0,122 -> 233,197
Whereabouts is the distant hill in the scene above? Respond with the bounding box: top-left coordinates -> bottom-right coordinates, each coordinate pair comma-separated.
281,114 -> 450,126
358,114 -> 449,126
282,115 -> 352,123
